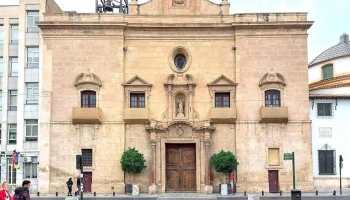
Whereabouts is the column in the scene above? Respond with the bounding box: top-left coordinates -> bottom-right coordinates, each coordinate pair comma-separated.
203,131 -> 213,194
149,132 -> 157,194
167,86 -> 172,119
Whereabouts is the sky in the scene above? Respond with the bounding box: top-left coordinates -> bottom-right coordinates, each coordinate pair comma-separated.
1,0 -> 350,62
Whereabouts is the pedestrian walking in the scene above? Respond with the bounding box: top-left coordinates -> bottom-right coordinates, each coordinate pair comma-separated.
13,180 -> 31,200
66,178 -> 73,196
75,177 -> 81,196
0,182 -> 13,200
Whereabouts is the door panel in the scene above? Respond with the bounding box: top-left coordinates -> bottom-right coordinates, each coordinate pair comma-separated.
166,144 -> 196,192
83,172 -> 92,193
268,170 -> 279,193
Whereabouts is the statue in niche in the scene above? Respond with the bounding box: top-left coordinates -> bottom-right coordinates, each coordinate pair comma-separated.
176,97 -> 185,118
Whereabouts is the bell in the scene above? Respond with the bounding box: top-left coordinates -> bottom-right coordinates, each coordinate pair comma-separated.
104,0 -> 114,12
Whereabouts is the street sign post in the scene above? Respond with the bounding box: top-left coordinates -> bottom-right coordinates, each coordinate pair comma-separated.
284,152 -> 296,189
339,155 -> 343,195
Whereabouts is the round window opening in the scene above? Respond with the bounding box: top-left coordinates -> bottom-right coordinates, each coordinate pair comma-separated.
174,54 -> 187,70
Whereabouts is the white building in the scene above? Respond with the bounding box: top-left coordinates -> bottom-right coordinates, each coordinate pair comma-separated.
309,33 -> 350,189
0,0 -> 60,193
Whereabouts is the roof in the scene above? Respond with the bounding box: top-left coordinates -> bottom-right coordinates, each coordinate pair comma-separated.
309,74 -> 350,91
309,33 -> 350,66
309,94 -> 350,99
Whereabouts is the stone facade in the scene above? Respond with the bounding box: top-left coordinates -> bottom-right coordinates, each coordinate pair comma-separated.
38,0 -> 314,194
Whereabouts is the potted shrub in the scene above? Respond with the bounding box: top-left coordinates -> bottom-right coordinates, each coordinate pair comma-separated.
211,150 -> 238,195
120,147 -> 147,196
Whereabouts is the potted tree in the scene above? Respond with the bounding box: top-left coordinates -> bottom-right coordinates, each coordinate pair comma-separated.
211,150 -> 238,195
120,147 -> 147,196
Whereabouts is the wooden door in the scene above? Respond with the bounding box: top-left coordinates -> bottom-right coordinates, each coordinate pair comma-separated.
83,172 -> 92,193
268,170 -> 279,193
166,144 -> 196,192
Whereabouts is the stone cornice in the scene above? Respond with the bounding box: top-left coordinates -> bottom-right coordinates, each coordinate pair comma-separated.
231,21 -> 313,29
309,74 -> 350,91
37,21 -> 128,29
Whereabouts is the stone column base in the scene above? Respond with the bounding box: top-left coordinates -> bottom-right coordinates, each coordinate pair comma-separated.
203,185 -> 213,194
149,184 -> 158,194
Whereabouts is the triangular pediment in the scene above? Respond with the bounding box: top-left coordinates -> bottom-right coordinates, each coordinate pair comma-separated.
207,75 -> 237,86
122,75 -> 152,87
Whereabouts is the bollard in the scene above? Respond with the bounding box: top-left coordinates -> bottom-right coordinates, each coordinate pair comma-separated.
333,190 -> 336,195
316,191 -> 318,195
244,191 -> 246,196
262,191 -> 264,196
56,192 -> 58,197
113,192 -> 115,196
280,191 -> 282,196
37,192 -> 40,197
94,192 -> 96,196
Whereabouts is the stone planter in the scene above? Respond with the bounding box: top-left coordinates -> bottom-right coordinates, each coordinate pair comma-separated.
220,184 -> 228,196
132,185 -> 139,196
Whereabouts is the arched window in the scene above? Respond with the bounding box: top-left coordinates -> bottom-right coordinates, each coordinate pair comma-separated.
81,91 -> 96,108
322,64 -> 333,80
265,90 -> 280,107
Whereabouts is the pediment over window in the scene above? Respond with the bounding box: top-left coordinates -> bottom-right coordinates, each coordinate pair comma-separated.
207,75 -> 237,86
259,69 -> 286,88
74,69 -> 102,91
122,75 -> 153,87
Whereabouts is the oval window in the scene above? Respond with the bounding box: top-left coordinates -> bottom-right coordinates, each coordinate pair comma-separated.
174,54 -> 186,70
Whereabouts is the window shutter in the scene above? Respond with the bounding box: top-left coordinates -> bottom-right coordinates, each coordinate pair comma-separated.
318,151 -> 326,174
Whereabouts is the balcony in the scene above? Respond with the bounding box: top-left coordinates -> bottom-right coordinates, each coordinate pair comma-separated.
72,107 -> 102,124
259,107 -> 288,123
124,108 -> 149,124
210,108 -> 237,124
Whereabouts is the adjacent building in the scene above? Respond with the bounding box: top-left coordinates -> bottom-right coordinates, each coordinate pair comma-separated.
37,0 -> 314,194
0,0 -> 61,193
309,33 -> 350,189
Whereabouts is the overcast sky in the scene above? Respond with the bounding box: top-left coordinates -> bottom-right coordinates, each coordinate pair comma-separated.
1,0 -> 350,62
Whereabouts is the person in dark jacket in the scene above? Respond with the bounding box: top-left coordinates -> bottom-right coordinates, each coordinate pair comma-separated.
75,178 -> 81,196
66,178 -> 73,196
13,180 -> 31,200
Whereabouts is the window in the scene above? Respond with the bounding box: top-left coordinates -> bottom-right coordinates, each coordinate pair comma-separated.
26,83 -> 39,104
130,93 -> 145,108
322,65 -> 333,80
82,149 -> 93,167
9,91 -> 17,111
25,120 -> 38,141
26,47 -> 39,68
0,91 -> 2,111
0,25 -> 3,44
7,158 -> 16,184
81,91 -> 96,108
24,157 -> 38,178
265,90 -> 281,107
8,124 -> 17,145
319,150 -> 336,175
0,57 -> 3,75
317,103 -> 332,116
10,57 -> 18,76
268,148 -> 280,166
26,11 -> 39,32
10,25 -> 18,44
174,54 -> 186,70
215,93 -> 230,108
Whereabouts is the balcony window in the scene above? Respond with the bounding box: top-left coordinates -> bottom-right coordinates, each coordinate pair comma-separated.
265,90 -> 280,107
25,119 -> 38,141
7,158 -> 16,184
10,25 -> 18,44
9,90 -> 17,111
81,91 -> 96,108
26,47 -> 39,68
0,57 -> 3,76
10,57 -> 18,77
0,25 -> 3,44
317,103 -> 332,117
130,93 -> 145,108
318,150 -> 336,175
8,124 -> 17,145
322,64 -> 333,80
215,93 -> 230,108
26,83 -> 39,104
26,11 -> 39,32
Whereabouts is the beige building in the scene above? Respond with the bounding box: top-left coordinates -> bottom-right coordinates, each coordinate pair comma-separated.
0,0 -> 59,193
38,0 -> 314,194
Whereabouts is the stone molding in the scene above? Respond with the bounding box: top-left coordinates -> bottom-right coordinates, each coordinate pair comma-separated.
74,69 -> 102,91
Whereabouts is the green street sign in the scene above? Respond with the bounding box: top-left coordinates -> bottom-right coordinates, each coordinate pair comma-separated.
284,153 -> 293,160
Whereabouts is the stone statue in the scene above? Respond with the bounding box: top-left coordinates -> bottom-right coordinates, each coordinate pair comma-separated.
176,98 -> 185,117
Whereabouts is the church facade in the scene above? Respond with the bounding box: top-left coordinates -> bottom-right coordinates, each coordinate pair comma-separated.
38,0 -> 314,194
